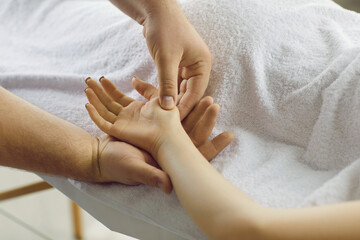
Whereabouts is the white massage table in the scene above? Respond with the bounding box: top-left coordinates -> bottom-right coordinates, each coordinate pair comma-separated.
42,175 -> 186,240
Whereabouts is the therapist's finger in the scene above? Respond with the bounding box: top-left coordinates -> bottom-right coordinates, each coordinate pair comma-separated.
133,161 -> 173,194
100,77 -> 134,107
177,73 -> 209,120
176,80 -> 187,105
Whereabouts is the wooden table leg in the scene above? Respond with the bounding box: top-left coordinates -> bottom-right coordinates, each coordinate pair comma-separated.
0,181 -> 83,239
72,201 -> 83,239
0,181 -> 52,201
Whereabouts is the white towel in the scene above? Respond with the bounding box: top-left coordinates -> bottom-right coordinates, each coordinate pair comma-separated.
1,0 -> 360,239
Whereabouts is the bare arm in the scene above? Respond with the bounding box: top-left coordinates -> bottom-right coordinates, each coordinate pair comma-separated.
157,130 -> 360,240
260,201 -> 360,240
156,130 -> 262,239
86,79 -> 360,240
0,86 -> 100,181
0,83 -> 232,193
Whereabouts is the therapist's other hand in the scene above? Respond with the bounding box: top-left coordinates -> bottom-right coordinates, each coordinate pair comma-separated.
143,2 -> 212,119
96,134 -> 172,194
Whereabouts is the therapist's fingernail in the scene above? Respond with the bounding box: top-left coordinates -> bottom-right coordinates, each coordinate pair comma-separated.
99,76 -> 105,82
161,96 -> 175,109
157,180 -> 163,189
85,77 -> 91,83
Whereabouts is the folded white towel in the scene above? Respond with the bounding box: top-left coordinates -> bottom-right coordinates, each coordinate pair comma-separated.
1,0 -> 360,239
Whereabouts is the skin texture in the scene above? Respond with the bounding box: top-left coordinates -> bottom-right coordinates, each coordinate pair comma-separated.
110,0 -> 212,118
86,78 -> 360,240
0,86 -> 99,182
0,84 -> 232,194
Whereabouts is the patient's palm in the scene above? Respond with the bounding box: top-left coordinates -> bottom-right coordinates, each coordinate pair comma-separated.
109,99 -> 180,153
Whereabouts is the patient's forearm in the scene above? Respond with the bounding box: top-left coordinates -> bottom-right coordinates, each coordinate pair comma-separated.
261,202 -> 360,240
0,87 -> 100,181
157,129 -> 263,239
157,128 -> 360,240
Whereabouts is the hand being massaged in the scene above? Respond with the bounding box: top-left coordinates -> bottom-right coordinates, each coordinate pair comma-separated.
84,76 -> 233,193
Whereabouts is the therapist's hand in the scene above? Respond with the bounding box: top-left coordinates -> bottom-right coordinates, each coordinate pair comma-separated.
96,134 -> 173,193
143,1 -> 212,119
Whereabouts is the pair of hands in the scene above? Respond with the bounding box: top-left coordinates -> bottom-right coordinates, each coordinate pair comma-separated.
87,0 -> 215,194
85,77 -> 233,193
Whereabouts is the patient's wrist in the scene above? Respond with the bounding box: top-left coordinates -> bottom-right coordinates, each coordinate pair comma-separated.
151,126 -> 181,156
154,127 -> 194,165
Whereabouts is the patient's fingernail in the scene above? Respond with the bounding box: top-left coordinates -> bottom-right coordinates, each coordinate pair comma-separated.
84,88 -> 88,93
132,76 -> 140,82
85,77 -> 91,83
161,96 -> 175,109
99,76 -> 105,82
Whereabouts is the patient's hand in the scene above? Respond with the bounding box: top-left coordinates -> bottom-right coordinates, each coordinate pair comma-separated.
85,77 -> 233,192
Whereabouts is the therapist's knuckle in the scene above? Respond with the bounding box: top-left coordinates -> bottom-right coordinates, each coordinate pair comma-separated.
160,80 -> 177,92
145,168 -> 159,187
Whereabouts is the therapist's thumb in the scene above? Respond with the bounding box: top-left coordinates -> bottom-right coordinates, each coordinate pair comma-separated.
155,54 -> 179,110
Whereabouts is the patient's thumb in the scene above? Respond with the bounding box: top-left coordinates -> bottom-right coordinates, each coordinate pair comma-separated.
139,164 -> 173,194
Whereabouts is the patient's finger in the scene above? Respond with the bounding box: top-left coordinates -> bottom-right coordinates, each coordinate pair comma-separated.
85,103 -> 112,134
132,76 -> 158,100
86,77 -> 123,115
191,104 -> 220,146
100,77 -> 134,107
182,96 -> 213,133
198,131 -> 234,161
85,88 -> 117,123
